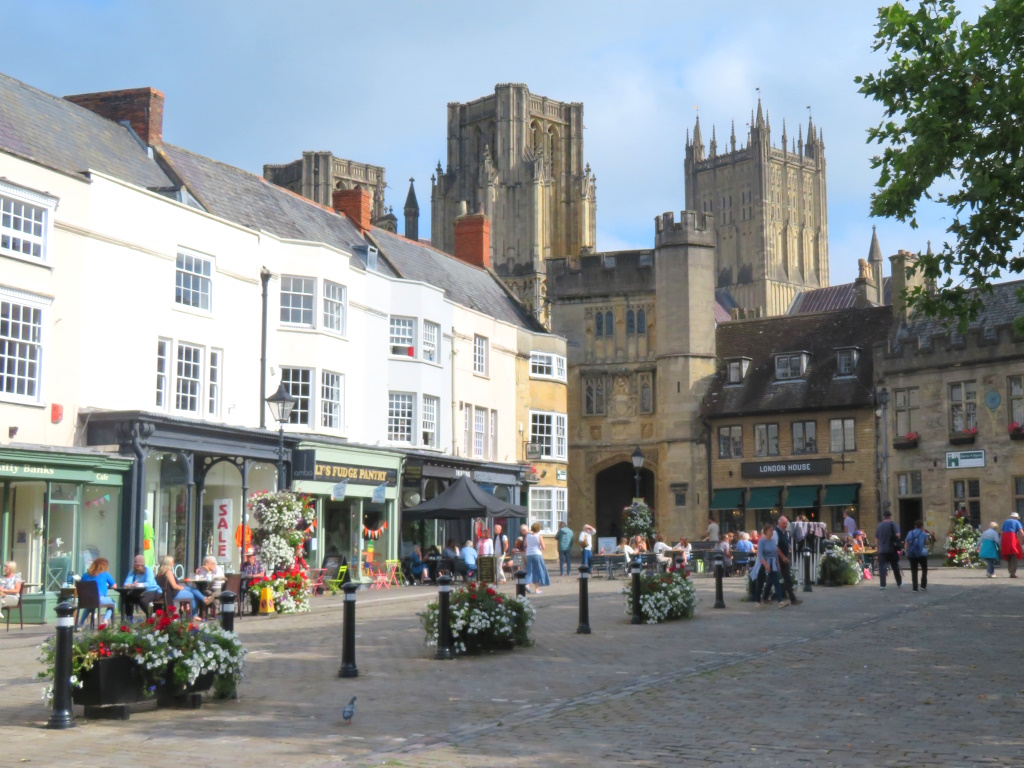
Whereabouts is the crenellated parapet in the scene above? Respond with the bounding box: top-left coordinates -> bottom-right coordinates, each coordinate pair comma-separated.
654,211 -> 715,248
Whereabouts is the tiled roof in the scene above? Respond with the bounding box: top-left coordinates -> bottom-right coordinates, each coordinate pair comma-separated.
900,278 -> 1024,342
705,305 -> 893,417
159,144 -> 391,271
0,72 -> 172,189
787,278 -> 892,315
368,227 -> 544,331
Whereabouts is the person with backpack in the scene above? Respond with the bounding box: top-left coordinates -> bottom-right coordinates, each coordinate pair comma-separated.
555,521 -> 574,576
875,510 -> 903,590
904,520 -> 932,592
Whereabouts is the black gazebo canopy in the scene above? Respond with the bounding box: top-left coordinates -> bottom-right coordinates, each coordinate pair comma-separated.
402,475 -> 526,521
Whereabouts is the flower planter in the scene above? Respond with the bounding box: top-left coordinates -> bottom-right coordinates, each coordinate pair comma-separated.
156,665 -> 214,709
893,437 -> 919,450
949,433 -> 976,446
1010,431 -> 1024,441
72,656 -> 146,720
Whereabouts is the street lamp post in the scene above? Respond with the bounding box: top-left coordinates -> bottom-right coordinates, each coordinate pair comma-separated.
631,446 -> 645,500
266,383 -> 297,492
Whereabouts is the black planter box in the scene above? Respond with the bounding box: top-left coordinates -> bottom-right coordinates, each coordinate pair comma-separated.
72,656 -> 146,719
893,437 -> 919,450
156,666 -> 214,709
1010,431 -> 1024,441
949,433 -> 976,446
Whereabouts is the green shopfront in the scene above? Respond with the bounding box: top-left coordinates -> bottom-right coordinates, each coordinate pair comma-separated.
291,443 -> 402,583
0,447 -> 131,623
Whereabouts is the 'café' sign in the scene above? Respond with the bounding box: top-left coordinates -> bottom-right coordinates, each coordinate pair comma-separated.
741,458 -> 833,479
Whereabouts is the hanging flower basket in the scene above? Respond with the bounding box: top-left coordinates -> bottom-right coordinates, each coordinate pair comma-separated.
621,501 -> 657,542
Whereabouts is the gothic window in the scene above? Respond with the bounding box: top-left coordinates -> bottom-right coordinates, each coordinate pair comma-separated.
584,376 -> 605,415
626,310 -> 635,335
595,312 -> 603,337
639,372 -> 654,414
531,121 -> 542,153
604,311 -> 614,337
548,127 -> 559,172
637,309 -> 646,334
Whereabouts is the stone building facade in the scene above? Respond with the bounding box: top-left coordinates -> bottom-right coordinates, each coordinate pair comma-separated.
547,212 -> 716,541
685,102 -> 829,317
431,84 -> 597,324
875,269 -> 1024,544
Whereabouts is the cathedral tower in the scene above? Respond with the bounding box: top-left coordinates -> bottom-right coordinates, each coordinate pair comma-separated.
684,101 -> 829,316
431,84 -> 597,324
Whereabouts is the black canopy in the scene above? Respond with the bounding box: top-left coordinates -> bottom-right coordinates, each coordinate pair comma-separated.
402,475 -> 527,521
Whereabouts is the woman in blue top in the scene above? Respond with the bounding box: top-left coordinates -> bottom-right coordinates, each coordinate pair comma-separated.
461,540 -> 478,578
77,557 -> 117,626
409,545 -> 430,584
752,523 -> 785,607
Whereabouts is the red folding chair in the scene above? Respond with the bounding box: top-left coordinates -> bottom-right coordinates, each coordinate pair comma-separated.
308,568 -> 327,596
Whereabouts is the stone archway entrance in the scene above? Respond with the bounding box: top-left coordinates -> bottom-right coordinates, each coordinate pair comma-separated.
594,462 -> 655,543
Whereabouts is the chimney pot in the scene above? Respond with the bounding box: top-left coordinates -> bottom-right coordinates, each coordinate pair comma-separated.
332,187 -> 373,234
453,213 -> 491,269
65,87 -> 165,145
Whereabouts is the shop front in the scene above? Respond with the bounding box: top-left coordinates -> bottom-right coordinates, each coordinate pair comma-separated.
0,447 -> 131,623
86,412 -> 294,576
399,452 -> 523,554
291,444 -> 401,583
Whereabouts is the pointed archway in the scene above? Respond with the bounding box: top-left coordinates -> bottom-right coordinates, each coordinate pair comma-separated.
594,462 -> 655,543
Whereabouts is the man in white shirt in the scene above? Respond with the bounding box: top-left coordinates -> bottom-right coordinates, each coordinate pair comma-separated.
651,535 -> 672,571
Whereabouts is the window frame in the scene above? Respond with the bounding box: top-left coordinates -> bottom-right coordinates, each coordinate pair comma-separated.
1014,476 -> 1024,516
155,337 -> 170,410
949,380 -> 978,432
774,353 -> 807,380
208,348 -> 222,418
952,478 -> 981,528
583,375 -> 605,416
718,425 -> 743,458
174,342 -> 204,414
835,348 -> 859,376
473,406 -> 487,458
473,335 -> 489,376
0,291 -> 46,405
0,182 -> 55,265
174,250 -> 213,312
829,417 -> 857,453
280,275 -> 316,328
281,367 -> 313,426
1008,375 -> 1023,425
490,409 -> 498,461
421,394 -> 439,448
529,410 -> 568,461
422,321 -> 440,363
387,391 -> 415,444
791,420 -> 817,454
754,423 -> 780,457
322,280 -> 347,335
528,487 -> 566,535
320,370 -> 344,431
389,316 -> 416,357
529,351 -> 567,382
894,387 -> 919,436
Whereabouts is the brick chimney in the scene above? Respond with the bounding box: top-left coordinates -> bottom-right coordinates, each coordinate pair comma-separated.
453,213 -> 491,269
332,187 -> 372,233
65,87 -> 165,145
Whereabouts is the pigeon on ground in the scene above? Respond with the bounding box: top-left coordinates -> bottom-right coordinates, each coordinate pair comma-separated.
342,696 -> 357,725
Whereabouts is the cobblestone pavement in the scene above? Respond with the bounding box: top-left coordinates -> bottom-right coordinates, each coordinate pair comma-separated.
2,567 -> 1022,767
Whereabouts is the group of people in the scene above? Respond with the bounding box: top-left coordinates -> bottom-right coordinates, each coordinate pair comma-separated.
978,511 -> 1024,578
746,517 -> 803,608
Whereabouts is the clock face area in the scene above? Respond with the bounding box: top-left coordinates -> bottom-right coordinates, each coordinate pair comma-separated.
985,390 -> 1001,411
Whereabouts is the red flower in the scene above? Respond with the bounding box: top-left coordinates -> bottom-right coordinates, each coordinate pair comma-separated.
119,624 -> 130,632
469,595 -> 477,600
97,623 -> 107,631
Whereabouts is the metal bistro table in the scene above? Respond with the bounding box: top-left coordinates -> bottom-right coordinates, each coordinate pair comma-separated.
114,585 -> 145,622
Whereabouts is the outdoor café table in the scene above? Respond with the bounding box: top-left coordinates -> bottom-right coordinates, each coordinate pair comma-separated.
114,585 -> 145,622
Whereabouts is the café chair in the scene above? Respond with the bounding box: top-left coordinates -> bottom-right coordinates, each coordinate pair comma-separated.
384,560 -> 404,588
4,581 -> 25,631
324,565 -> 348,594
307,567 -> 327,596
74,580 -> 104,629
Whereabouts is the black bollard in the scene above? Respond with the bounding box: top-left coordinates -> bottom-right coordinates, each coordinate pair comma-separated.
576,565 -> 591,634
629,558 -> 643,625
218,591 -> 236,633
515,569 -> 527,598
713,550 -> 726,609
47,601 -> 76,730
338,582 -> 359,678
803,549 -> 813,593
435,575 -> 454,660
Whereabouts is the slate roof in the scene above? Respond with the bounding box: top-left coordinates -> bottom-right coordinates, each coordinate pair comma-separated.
0,71 -> 172,188
899,278 -> 1024,342
368,227 -> 544,331
705,305 -> 893,418
160,144 -> 388,270
787,278 -> 892,315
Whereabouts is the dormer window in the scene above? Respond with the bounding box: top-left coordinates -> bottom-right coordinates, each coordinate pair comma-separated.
836,348 -> 860,376
775,353 -> 808,380
727,358 -> 751,384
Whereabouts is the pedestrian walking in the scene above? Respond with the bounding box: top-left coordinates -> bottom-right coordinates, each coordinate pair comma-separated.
775,517 -> 802,605
904,520 -> 932,592
1000,512 -> 1024,578
492,524 -> 509,582
579,524 -> 595,569
555,520 -> 574,575
524,522 -> 550,594
750,523 -> 785,607
979,522 -> 1001,578
875,511 -> 903,590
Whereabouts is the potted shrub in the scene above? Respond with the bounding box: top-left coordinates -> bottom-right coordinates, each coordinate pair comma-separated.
816,547 -> 863,586
621,570 -> 697,623
420,581 -> 534,655
893,431 -> 919,449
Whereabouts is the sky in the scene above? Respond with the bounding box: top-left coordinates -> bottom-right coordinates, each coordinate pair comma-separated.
0,0 -> 989,287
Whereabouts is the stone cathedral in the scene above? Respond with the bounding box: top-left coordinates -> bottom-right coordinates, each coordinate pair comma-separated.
430,84 -> 597,324
685,101 -> 829,317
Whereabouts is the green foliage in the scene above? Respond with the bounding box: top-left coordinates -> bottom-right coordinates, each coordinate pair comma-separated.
944,510 -> 980,567
817,547 -> 863,586
622,571 -> 696,623
420,582 -> 534,655
856,1 -> 1024,332
621,501 -> 657,541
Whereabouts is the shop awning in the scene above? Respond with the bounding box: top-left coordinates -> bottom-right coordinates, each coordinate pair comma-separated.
783,485 -> 820,509
709,488 -> 745,510
746,486 -> 782,510
823,483 -> 860,506
402,475 -> 527,520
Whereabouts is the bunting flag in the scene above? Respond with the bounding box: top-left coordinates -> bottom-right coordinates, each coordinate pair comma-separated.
85,494 -> 112,508
371,482 -> 387,504
363,521 -> 388,539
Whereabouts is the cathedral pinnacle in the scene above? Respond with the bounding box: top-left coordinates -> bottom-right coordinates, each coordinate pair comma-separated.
868,224 -> 882,265
730,120 -> 736,152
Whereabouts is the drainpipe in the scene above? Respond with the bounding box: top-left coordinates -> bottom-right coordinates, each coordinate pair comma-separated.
260,267 -> 271,429
450,330 -> 458,455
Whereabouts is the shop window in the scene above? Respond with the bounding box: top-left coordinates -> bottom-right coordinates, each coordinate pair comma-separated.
280,368 -> 312,425
280,275 -> 315,327
792,421 -> 817,454
949,381 -> 977,432
388,392 -> 414,443
897,471 -> 922,496
584,376 -> 605,415
894,387 -> 919,436
322,280 -> 346,334
754,423 -> 779,456
421,394 -> 438,448
829,418 -> 856,452
0,294 -> 44,403
528,487 -> 566,534
718,426 -> 742,458
175,251 -> 212,311
952,478 -> 981,528
320,370 -> 343,430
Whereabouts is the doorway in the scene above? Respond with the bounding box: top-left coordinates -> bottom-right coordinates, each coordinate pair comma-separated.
594,462 -> 655,542
898,498 -> 922,537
